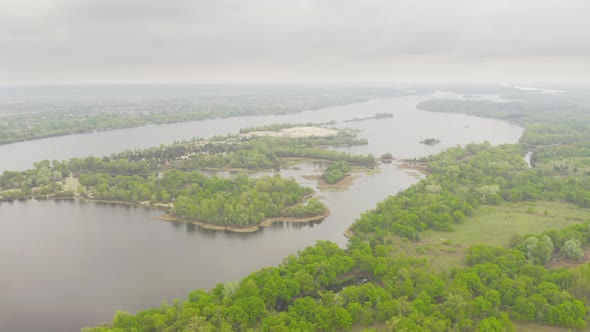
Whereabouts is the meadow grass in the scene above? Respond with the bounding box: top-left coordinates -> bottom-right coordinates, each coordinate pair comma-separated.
389,201 -> 590,270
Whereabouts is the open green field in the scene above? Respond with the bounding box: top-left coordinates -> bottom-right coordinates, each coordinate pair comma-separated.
389,201 -> 590,270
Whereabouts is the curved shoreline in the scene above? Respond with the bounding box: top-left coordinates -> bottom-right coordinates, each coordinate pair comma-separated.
343,160 -> 429,237
3,194 -> 332,234
83,197 -> 331,233
157,209 -> 331,233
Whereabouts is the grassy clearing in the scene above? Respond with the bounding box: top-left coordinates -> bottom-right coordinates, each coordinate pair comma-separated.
63,176 -> 80,194
365,168 -> 381,176
388,201 -> 590,270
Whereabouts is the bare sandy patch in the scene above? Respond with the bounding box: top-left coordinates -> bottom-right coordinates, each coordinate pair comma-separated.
396,160 -> 430,176
246,126 -> 338,138
63,176 -> 80,194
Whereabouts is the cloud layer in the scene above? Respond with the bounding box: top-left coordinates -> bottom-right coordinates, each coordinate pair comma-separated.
2,0 -> 589,85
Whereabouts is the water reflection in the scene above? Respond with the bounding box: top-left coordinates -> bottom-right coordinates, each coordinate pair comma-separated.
185,223 -> 197,234
270,219 -> 325,230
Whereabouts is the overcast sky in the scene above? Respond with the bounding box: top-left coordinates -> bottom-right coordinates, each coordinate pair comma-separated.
1,0 -> 589,85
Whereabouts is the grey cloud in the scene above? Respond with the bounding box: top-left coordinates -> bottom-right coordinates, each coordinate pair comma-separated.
1,0 -> 589,84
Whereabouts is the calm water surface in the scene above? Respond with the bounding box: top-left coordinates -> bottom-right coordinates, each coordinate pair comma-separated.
0,93 -> 523,331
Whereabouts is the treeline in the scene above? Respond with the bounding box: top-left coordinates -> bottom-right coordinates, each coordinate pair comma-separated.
271,146 -> 375,168
512,222 -> 590,265
0,160 -> 72,200
0,156 -> 160,201
0,160 -> 68,189
0,107 -> 223,146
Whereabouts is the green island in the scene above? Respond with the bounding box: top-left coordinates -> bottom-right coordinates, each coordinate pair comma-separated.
303,160 -> 359,191
343,112 -> 394,123
322,161 -> 353,185
420,138 -> 441,145
74,90 -> 590,332
380,152 -> 394,160
0,126 -> 375,231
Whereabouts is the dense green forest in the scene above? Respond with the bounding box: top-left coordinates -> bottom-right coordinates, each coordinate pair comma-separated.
80,90 -> 590,331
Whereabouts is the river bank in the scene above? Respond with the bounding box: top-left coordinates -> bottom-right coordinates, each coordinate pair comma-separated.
395,160 -> 430,175
67,190 -> 331,233
158,209 -> 331,233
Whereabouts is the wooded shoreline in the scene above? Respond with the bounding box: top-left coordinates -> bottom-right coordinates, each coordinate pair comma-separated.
158,209 -> 331,233
0,194 -> 331,233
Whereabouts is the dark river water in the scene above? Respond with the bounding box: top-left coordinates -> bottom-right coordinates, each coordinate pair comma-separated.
0,93 -> 523,331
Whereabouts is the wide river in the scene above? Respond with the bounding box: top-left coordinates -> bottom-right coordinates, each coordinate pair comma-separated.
0,93 -> 522,331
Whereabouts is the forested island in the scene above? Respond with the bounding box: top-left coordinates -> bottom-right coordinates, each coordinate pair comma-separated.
343,112 -> 394,123
0,126 -> 376,231
78,89 -> 590,331
419,138 -> 441,145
